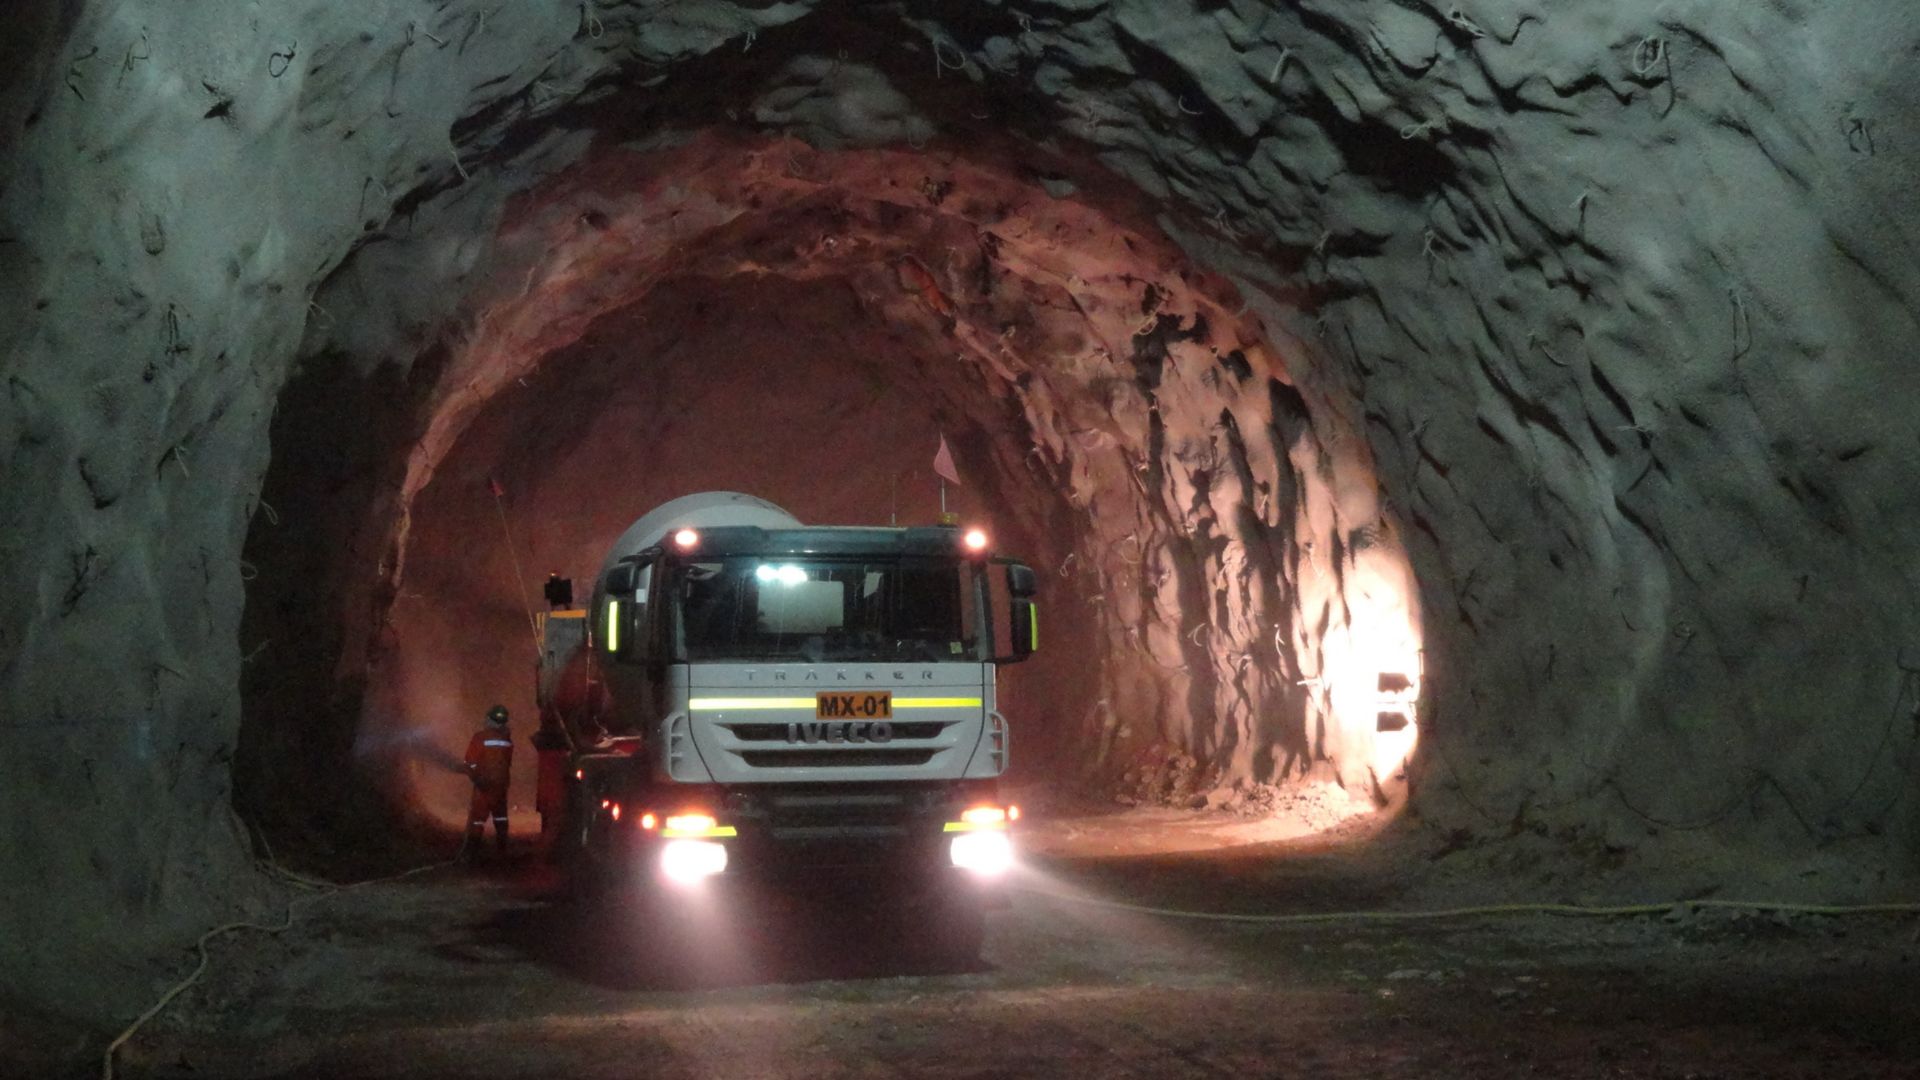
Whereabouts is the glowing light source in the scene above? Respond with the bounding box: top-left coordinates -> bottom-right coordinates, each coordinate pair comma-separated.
674,528 -> 699,548
754,564 -> 808,586
660,839 -> 728,883
639,812 -> 658,830
949,830 -> 1013,875
610,803 -> 621,822
963,528 -> 989,551
662,812 -> 739,837
945,804 -> 1014,832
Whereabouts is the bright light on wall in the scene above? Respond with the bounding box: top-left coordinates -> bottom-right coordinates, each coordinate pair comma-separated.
1297,521 -> 1424,796
1327,616 -> 1422,783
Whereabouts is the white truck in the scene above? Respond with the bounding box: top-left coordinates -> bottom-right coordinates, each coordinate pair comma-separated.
536,492 -> 1038,957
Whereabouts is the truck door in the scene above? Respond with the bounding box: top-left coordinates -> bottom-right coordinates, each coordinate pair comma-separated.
600,556 -> 667,737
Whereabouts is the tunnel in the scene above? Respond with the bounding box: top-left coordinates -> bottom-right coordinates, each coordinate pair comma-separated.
4,1 -> 1920,1075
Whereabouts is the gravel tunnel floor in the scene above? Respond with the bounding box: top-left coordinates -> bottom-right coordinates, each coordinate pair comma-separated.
109,816 -> 1920,1080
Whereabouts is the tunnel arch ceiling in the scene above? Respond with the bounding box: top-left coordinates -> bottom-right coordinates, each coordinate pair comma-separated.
277,132 -> 1425,831
7,0 -> 1920,1018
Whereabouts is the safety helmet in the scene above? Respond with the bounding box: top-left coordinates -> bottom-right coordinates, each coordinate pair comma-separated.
486,705 -> 509,726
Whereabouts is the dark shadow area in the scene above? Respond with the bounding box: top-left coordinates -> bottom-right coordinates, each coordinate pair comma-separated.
236,347 -> 458,872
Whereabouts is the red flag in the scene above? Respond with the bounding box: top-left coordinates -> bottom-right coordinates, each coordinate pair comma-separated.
933,435 -> 962,486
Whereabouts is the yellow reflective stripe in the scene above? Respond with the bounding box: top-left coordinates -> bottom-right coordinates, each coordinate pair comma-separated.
605,601 -> 620,652
1029,604 -> 1039,650
662,825 -> 739,839
688,696 -> 984,710
943,820 -> 1010,833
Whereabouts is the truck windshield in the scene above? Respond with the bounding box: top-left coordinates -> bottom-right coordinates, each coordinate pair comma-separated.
672,556 -> 983,663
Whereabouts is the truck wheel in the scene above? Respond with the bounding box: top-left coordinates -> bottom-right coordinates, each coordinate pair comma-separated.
555,787 -> 602,903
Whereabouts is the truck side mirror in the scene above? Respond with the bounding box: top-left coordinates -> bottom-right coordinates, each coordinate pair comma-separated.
999,561 -> 1037,663
1008,598 -> 1037,662
600,561 -> 652,661
603,562 -> 639,596
602,597 -> 629,656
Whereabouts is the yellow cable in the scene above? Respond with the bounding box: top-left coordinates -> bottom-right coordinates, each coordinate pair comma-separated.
1016,887 -> 1920,925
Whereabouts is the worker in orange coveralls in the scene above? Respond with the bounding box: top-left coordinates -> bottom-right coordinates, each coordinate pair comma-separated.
462,705 -> 514,859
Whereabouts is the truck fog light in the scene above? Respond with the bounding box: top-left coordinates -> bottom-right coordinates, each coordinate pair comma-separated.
949,830 -> 1013,876
660,839 -> 728,884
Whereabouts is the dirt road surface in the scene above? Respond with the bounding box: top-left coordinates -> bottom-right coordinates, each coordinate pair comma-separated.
100,811 -> 1920,1079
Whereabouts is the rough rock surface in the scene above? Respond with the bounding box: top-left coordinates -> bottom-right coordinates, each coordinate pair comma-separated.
4,0 -> 1919,1022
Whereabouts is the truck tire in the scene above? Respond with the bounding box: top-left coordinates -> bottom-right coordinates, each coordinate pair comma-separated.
555,784 -> 602,903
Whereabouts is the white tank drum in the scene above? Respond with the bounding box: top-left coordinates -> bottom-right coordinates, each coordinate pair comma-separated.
596,491 -> 800,587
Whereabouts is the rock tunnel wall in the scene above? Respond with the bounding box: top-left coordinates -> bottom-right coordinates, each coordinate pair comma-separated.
319,134 -> 1422,829
4,0 -> 1920,1017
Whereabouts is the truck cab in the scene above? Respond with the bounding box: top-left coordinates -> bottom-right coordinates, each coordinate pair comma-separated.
543,494 -> 1037,947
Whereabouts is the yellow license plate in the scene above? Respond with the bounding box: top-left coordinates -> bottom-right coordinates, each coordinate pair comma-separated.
816,691 -> 892,719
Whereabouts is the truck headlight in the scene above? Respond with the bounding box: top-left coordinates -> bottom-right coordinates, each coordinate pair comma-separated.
660,839 -> 728,884
948,830 -> 1013,876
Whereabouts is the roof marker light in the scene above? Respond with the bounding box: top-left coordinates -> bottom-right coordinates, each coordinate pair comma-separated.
674,528 -> 700,548
963,528 -> 989,552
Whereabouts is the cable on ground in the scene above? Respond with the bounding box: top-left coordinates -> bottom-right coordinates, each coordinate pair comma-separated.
1015,887 -> 1920,925
102,859 -> 449,1080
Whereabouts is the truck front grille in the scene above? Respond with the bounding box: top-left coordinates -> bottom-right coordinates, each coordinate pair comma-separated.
725,721 -> 946,742
724,782 -> 973,850
738,748 -> 938,769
